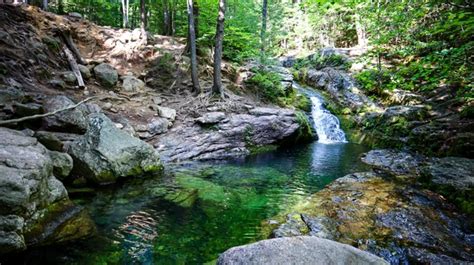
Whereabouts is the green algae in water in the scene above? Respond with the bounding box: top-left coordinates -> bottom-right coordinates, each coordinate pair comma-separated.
8,143 -> 369,264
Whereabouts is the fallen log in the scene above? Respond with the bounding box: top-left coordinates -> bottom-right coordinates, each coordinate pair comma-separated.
59,29 -> 86,65
63,45 -> 85,89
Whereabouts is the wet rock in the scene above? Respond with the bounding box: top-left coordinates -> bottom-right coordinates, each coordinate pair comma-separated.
301,215 -> 339,240
62,71 -> 77,84
68,113 -> 162,184
217,236 -> 388,265
196,112 -> 226,125
78,65 -> 91,79
49,151 -> 73,179
302,67 -> 377,111
42,96 -> 88,133
93,63 -> 118,88
361,149 -> 426,175
121,76 -> 145,92
428,157 -> 474,191
272,214 -> 307,238
0,128 -> 94,254
157,106 -> 176,121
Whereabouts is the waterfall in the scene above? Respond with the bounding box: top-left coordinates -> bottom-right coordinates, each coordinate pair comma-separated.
310,96 -> 347,144
292,82 -> 347,144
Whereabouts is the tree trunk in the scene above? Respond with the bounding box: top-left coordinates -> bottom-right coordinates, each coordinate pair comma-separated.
187,0 -> 200,93
121,0 -> 129,28
260,0 -> 268,58
212,0 -> 226,97
42,0 -> 48,10
185,0 -> 199,53
355,14 -> 367,48
140,0 -> 147,36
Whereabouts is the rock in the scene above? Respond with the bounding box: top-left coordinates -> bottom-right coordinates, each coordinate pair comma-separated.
49,151 -> 73,180
0,86 -> 24,105
122,76 -> 145,92
428,157 -> 474,191
301,215 -> 339,240
361,149 -> 426,175
42,96 -> 88,133
272,213 -> 307,238
93,63 -> 118,88
131,28 -> 142,41
78,65 -> 91,79
147,118 -> 170,136
302,67 -> 377,111
68,113 -> 163,184
196,112 -> 226,125
13,102 -> 43,117
152,96 -> 163,105
102,102 -> 113,110
157,106 -> 177,121
383,105 -> 428,120
62,71 -> 77,84
156,107 -> 304,162
279,56 -> 295,68
68,12 -> 82,19
48,79 -> 66,90
217,236 -> 388,265
0,128 -> 95,254
34,131 -> 79,152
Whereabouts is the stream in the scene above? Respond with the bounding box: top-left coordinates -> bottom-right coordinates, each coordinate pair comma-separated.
15,85 -> 369,264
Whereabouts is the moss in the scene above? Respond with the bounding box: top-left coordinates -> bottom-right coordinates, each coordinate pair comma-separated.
294,111 -> 314,142
42,36 -> 61,52
143,164 -> 164,174
249,144 -> 278,155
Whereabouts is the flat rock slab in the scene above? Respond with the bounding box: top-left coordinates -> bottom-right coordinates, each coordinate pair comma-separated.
217,236 -> 388,265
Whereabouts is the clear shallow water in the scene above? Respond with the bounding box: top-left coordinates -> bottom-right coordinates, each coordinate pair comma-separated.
11,142 -> 369,265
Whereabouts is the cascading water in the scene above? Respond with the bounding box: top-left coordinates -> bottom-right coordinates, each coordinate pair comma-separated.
292,82 -> 347,144
310,95 -> 347,144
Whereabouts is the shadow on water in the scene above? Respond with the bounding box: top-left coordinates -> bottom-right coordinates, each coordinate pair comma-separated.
4,142 -> 369,265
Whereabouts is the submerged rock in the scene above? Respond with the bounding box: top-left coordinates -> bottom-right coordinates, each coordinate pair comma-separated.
267,169 -> 474,264
217,236 -> 388,265
68,113 -> 162,184
0,127 -> 95,254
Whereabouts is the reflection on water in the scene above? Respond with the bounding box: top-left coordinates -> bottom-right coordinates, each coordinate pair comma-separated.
8,142 -> 369,264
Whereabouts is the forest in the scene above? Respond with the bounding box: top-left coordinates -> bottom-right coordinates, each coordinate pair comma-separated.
0,0 -> 473,264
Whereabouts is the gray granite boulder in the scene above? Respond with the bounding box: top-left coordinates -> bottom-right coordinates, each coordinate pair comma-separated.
217,236 -> 388,265
93,63 -> 118,88
68,113 -> 162,184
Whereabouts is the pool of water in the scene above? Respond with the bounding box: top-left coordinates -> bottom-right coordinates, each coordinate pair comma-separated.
12,142 -> 369,264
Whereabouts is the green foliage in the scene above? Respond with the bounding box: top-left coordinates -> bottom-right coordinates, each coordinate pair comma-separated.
246,69 -> 285,103
294,54 -> 351,71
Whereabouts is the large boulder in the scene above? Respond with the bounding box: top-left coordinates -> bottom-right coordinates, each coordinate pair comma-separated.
93,63 -> 118,88
156,107 -> 306,162
361,149 -> 426,175
217,236 -> 388,265
0,127 -> 95,254
68,113 -> 163,184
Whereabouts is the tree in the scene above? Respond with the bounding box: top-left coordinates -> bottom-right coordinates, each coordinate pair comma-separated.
212,0 -> 226,97
121,0 -> 129,28
140,0 -> 147,36
260,0 -> 268,58
187,0 -> 200,93
42,0 -> 48,11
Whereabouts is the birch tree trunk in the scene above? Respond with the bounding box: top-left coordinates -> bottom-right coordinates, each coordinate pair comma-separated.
212,0 -> 226,97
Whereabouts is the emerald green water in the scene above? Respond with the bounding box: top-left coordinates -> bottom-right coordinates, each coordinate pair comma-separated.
15,142 -> 368,264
